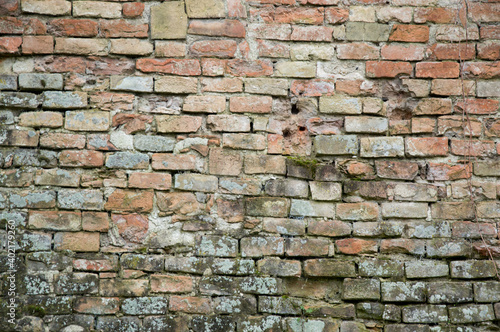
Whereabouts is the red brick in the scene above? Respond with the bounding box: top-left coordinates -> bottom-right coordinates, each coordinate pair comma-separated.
325,7 -> 349,24
74,297 -> 119,314
112,113 -> 153,134
0,0 -> 19,15
230,96 -> 273,113
129,173 -> 172,190
427,163 -> 471,181
291,79 -> 335,97
389,25 -> 429,42
436,115 -> 480,137
226,59 -> 273,77
99,19 -> 148,38
468,3 -> 500,23
105,190 -> 154,213
201,58 -> 227,76
24,18 -> 46,35
478,41 -> 500,60
216,198 -> 244,222
451,139 -> 496,157
188,20 -> 245,38
86,57 -> 135,75
49,19 -> 98,37
0,36 -> 21,53
90,92 -> 134,111
136,59 -> 201,76
151,275 -> 194,293
73,257 -> 117,272
82,211 -> 109,232
22,36 -> 53,54
291,26 -> 333,42
366,61 -> 412,78
249,0 -> 295,3
414,7 -> 460,23
336,79 -> 379,96
250,7 -> 324,25
0,17 -> 23,34
463,61 -> 500,79
40,133 -> 86,149
406,137 -> 449,157
481,26 -> 500,39
416,62 -> 460,79
111,213 -> 149,243
189,40 -> 237,58
228,0 -> 246,18
337,43 -> 379,60
35,56 -> 88,74
308,220 -> 351,237
428,43 -> 476,60
59,150 -> 104,168
455,99 -> 499,115
286,238 -> 329,257
452,221 -> 497,238
169,296 -> 212,314
336,238 -> 378,255
123,2 -> 144,18
381,44 -> 425,61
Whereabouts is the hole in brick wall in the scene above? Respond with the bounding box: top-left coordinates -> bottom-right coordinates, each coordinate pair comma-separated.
250,121 -> 254,132
298,126 -> 306,132
291,103 -> 299,114
283,128 -> 291,137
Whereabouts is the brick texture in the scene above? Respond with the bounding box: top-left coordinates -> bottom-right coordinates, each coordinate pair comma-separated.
1,0 -> 499,331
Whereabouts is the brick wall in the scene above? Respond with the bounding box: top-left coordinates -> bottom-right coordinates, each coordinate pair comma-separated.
1,0 -> 500,331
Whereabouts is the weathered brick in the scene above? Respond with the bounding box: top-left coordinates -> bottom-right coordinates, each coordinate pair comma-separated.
304,259 -> 356,277
382,282 -> 426,302
346,22 -> 390,41
257,258 -> 301,277
136,59 -> 201,76
54,232 -> 100,252
360,137 -> 404,157
152,154 -> 198,171
431,79 -> 476,96
201,77 -> 243,93
290,199 -> 334,218
207,115 -> 250,132
43,91 -> 87,109
105,189 -> 154,213
10,190 -> 56,209
59,150 -> 104,168
82,211 -> 108,232
129,173 -> 172,190
416,62 -> 460,79
21,0 -> 71,15
74,297 -> 120,314
55,37 -> 107,56
0,129 -> 39,147
449,304 -> 495,323
245,197 -> 290,217
223,133 -> 266,150
188,19 -> 245,38
40,133 -> 86,149
156,115 -> 202,133
57,189 -> 104,211
315,135 -> 359,155
366,61 -> 412,78
175,173 -> 218,192
184,95 -> 226,113
209,148 -> 243,176
337,238 -> 378,255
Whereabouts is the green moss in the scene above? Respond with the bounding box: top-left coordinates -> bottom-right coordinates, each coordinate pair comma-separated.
287,156 -> 320,177
23,305 -> 45,318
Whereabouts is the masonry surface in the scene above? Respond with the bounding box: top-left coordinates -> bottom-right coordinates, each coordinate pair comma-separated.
1,0 -> 500,331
